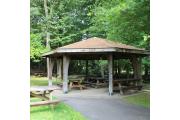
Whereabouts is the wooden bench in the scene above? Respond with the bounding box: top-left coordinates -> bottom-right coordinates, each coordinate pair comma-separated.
118,83 -> 142,95
31,100 -> 60,107
84,77 -> 108,88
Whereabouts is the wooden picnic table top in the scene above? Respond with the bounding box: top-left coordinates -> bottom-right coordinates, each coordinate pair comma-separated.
113,78 -> 139,82
87,76 -> 107,80
69,79 -> 82,82
30,86 -> 60,92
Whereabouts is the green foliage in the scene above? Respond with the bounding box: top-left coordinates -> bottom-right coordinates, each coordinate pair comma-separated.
90,0 -> 150,48
31,0 -> 150,50
31,0 -> 96,49
30,34 -> 47,62
30,0 -> 150,75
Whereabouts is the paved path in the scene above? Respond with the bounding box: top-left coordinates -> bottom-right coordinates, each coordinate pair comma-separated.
60,97 -> 150,120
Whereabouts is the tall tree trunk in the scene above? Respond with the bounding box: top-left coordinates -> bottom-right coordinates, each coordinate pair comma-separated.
85,60 -> 89,78
118,61 -> 122,78
44,0 -> 50,48
144,65 -> 149,81
100,64 -> 104,78
126,67 -> 130,79
44,0 -> 51,79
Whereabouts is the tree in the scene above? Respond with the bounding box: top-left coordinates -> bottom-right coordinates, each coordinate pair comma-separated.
30,34 -> 46,62
30,0 -> 150,78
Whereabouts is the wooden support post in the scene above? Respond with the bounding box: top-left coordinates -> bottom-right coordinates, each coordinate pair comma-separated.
63,55 -> 70,93
108,54 -> 113,96
47,58 -> 54,86
57,58 -> 62,80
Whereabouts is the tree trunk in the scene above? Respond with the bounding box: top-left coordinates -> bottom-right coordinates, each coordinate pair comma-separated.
85,60 -> 88,78
100,64 -> 105,78
126,67 -> 130,79
144,64 -> 149,81
44,0 -> 50,48
117,61 -> 122,78
44,0 -> 51,79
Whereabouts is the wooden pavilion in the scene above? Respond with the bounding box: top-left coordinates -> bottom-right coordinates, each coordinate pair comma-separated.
42,37 -> 149,95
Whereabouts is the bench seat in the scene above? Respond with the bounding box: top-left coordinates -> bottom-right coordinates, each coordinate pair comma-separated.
30,100 -> 60,107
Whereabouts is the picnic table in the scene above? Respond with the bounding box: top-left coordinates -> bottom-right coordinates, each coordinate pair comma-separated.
113,78 -> 139,85
68,75 -> 86,90
113,78 -> 142,95
30,86 -> 60,107
69,79 -> 86,90
84,76 -> 108,88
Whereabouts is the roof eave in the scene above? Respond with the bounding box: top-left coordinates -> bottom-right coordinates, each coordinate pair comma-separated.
42,47 -> 149,57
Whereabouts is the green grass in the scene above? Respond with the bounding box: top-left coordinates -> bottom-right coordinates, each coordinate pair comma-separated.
122,92 -> 150,108
31,99 -> 86,120
30,76 -> 60,86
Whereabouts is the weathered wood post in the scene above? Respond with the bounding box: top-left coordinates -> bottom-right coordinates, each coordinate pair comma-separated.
47,57 -> 54,86
108,54 -> 113,96
63,55 -> 70,93
57,58 -> 62,80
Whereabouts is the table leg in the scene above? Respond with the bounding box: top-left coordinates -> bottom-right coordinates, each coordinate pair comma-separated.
30,92 -> 49,100
69,82 -> 73,90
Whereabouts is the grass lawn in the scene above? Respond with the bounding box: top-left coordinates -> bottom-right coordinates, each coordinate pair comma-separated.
122,91 -> 150,108
30,76 -> 86,120
30,76 -> 60,86
31,100 -> 86,120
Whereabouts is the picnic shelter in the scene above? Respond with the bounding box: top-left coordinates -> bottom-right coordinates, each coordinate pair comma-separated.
42,37 -> 149,95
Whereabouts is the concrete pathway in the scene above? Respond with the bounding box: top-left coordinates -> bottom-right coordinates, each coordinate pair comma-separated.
61,97 -> 149,120
53,88 -> 150,120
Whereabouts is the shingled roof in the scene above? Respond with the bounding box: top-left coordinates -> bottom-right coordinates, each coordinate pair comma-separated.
61,37 -> 143,50
42,37 -> 149,57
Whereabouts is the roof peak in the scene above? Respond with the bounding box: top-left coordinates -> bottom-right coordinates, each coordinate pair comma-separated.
59,37 -> 144,50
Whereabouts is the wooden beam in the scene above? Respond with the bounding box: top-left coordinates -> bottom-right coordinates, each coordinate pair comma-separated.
63,55 -> 70,93
47,58 -> 54,86
108,54 -> 113,96
30,100 -> 60,107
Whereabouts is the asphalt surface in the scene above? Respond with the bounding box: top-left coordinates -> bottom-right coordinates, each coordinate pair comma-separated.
61,97 -> 150,120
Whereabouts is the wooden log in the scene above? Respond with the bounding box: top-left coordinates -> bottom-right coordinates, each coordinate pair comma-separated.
30,100 -> 60,107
